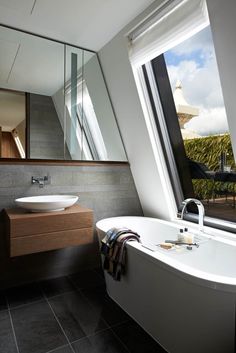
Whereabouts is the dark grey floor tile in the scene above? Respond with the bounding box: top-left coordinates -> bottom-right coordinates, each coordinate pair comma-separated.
72,329 -> 129,353
49,291 -> 108,342
81,286 -> 130,326
6,282 -> 43,308
0,311 -> 18,353
0,291 -> 7,311
69,270 -> 105,289
48,344 -> 73,353
93,267 -> 105,279
11,300 -> 67,353
40,277 -> 77,298
112,321 -> 167,353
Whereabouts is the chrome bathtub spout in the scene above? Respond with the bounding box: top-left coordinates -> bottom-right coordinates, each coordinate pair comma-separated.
180,198 -> 205,233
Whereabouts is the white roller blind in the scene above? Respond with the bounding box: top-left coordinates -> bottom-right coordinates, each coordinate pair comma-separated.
128,0 -> 209,67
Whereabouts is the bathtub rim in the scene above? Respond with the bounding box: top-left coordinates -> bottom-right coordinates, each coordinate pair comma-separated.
96,215 -> 236,293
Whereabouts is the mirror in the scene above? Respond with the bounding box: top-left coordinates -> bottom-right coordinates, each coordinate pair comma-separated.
0,90 -> 26,158
0,25 -> 127,161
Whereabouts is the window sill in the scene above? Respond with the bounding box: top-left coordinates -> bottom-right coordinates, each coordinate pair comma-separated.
176,212 -> 236,240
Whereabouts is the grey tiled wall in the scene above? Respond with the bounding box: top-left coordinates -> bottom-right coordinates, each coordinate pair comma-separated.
0,163 -> 143,288
0,164 -> 142,222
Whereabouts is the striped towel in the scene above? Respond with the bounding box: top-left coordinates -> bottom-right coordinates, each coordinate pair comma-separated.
101,227 -> 140,281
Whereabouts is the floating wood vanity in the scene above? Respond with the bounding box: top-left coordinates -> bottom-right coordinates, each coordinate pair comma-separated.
5,204 -> 93,257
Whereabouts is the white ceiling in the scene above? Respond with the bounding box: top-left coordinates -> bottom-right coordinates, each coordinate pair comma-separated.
0,0 -> 155,51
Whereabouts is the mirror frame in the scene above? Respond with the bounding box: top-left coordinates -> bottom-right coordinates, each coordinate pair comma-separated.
0,23 -> 128,166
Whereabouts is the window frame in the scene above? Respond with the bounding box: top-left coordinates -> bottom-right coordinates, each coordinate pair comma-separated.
142,53 -> 236,234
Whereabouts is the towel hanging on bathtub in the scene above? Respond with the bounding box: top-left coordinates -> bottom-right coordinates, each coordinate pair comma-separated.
101,227 -> 140,281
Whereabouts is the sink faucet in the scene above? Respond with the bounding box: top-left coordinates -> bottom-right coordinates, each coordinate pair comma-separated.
31,175 -> 50,188
180,198 -> 205,233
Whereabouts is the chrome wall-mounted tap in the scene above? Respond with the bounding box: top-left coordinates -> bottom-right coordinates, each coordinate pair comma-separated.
31,175 -> 50,188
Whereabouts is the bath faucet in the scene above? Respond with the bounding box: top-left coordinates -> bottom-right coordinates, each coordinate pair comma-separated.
31,175 -> 50,188
180,198 -> 205,233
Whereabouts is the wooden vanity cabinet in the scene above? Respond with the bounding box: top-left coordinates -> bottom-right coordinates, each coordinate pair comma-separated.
5,204 -> 93,257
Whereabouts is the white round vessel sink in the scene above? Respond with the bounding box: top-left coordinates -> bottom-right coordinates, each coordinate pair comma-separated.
15,195 -> 79,212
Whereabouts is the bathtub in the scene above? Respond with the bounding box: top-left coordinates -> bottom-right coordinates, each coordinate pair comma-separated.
96,216 -> 236,353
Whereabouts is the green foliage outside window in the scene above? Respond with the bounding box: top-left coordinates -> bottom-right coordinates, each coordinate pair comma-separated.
184,133 -> 235,171
184,134 -> 236,200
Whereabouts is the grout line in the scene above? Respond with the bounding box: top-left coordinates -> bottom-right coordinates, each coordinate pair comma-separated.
44,343 -> 71,353
109,325 -> 132,353
107,318 -> 132,329
69,326 -> 131,353
66,276 -> 85,295
0,307 -> 8,313
5,295 -> 20,353
8,298 -> 45,311
42,278 -> 121,350
69,326 -> 111,345
67,275 -> 130,330
39,288 -> 76,301
42,292 -> 76,353
30,0 -> 37,14
67,272 -> 106,294
67,276 -> 99,308
66,277 -> 111,333
91,267 -> 105,281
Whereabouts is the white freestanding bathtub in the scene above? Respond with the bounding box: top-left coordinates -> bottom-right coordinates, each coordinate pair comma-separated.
96,216 -> 236,353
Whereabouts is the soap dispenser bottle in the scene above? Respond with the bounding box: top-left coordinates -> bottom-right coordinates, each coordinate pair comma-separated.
177,228 -> 184,242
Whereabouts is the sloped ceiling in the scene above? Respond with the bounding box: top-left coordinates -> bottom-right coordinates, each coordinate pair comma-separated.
0,0 -> 155,51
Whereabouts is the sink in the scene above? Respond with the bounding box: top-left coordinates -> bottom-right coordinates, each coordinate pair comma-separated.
15,195 -> 79,212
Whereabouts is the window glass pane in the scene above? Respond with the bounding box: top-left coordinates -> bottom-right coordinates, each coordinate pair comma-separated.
163,25 -> 236,222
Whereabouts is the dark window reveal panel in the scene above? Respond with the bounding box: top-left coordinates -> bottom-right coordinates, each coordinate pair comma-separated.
142,54 -> 194,208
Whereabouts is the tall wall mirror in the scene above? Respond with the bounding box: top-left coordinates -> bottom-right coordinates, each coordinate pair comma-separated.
0,25 -> 127,161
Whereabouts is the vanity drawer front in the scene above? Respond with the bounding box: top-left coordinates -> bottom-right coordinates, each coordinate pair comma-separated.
10,227 -> 93,257
6,205 -> 93,237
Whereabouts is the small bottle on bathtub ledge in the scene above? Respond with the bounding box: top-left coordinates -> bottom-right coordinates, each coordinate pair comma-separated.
177,228 -> 184,242
183,227 -> 194,244
177,228 -> 194,244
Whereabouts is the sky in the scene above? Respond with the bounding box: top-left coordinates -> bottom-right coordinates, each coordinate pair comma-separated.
164,26 -> 229,136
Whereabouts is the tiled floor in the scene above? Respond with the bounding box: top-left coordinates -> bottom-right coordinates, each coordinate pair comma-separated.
0,269 -> 166,353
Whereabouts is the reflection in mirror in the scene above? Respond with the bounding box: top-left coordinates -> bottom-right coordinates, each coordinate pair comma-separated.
29,92 -> 65,160
0,25 -> 65,160
63,47 -> 127,161
66,46 -> 83,160
26,35 -> 64,159
0,89 -> 26,158
63,46 -> 110,160
82,51 -> 127,161
53,45 -> 84,160
0,25 -> 127,161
